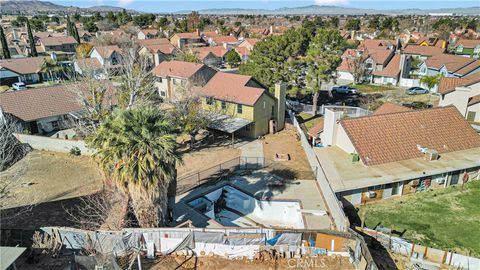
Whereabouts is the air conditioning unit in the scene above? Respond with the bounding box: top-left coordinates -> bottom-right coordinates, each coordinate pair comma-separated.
424,149 -> 439,161
367,191 -> 377,198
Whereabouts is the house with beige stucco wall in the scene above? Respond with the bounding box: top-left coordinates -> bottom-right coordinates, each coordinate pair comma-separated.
314,105 -> 480,206
151,60 -> 216,100
438,72 -> 480,122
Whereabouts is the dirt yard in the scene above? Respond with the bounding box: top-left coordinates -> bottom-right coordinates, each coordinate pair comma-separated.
263,129 -> 315,180
176,147 -> 241,177
147,254 -> 355,270
0,150 -> 104,209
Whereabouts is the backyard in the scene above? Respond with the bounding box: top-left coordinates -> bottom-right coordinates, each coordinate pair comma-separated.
358,180 -> 480,257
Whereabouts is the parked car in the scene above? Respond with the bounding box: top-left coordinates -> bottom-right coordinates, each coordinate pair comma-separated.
406,87 -> 428,95
12,82 -> 27,90
331,85 -> 358,94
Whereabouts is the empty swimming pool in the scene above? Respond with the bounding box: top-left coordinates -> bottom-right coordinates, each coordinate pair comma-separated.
187,185 -> 305,229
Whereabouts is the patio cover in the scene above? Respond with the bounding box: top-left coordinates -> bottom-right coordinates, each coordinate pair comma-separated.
207,113 -> 253,134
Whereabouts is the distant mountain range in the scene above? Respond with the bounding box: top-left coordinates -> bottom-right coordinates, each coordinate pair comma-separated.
0,0 -> 138,14
185,5 -> 480,15
0,0 -> 478,15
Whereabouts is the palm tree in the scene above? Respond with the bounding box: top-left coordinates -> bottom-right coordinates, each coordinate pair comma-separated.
87,107 -> 181,227
420,74 -> 441,92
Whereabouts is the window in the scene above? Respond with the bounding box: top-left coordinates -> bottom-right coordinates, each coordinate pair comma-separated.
160,91 -> 166,97
263,101 -> 266,109
420,67 -> 426,74
474,46 -> 480,54
221,101 -> 227,110
271,106 -> 275,117
206,97 -> 214,105
157,77 -> 163,83
391,182 -> 401,195
467,111 -> 476,122
365,62 -> 373,70
51,121 -> 59,129
237,104 -> 243,114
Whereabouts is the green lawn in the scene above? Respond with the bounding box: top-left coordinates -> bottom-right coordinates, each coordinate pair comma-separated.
350,83 -> 397,93
358,181 -> 480,256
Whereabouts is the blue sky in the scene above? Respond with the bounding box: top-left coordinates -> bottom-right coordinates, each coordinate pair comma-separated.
51,0 -> 479,12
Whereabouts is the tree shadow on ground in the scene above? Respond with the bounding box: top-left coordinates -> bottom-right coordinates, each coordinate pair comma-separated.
342,198 -> 399,270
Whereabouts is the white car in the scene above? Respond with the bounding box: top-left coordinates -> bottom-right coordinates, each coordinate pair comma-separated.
12,82 -> 27,90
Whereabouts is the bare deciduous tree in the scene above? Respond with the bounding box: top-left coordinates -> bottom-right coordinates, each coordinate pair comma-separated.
65,190 -> 129,230
116,43 -> 159,109
345,49 -> 370,85
0,115 -> 33,224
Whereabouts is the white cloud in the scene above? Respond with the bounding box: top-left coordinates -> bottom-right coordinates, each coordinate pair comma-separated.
314,0 -> 349,5
118,0 -> 134,6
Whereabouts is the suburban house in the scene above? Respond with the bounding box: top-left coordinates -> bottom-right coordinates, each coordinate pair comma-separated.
235,38 -> 259,62
89,45 -> 123,69
416,37 -> 448,48
238,38 -> 259,51
249,27 -> 272,37
204,35 -> 238,49
169,31 -> 204,49
37,36 -> 78,55
402,44 -> 446,61
337,45 -> 408,85
73,58 -> 104,78
0,56 -> 49,86
78,31 -> 93,42
453,39 -> 480,58
190,46 -> 228,66
418,54 -> 480,81
138,29 -> 160,40
438,72 -> 480,122
313,105 -> 480,206
195,73 -> 286,138
151,60 -> 217,100
0,84 -> 115,134
138,42 -> 178,66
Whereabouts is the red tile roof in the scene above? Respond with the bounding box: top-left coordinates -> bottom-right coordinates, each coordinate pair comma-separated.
403,44 -> 446,56
151,60 -> 206,78
425,54 -> 477,73
75,58 -> 102,70
438,72 -> 480,95
468,94 -> 480,106
144,43 -> 177,55
93,45 -> 122,59
195,72 -> 268,106
140,29 -> 159,35
191,46 -> 228,58
174,32 -> 201,39
235,47 -> 251,56
454,39 -> 480,48
308,119 -> 325,138
0,83 -> 115,121
372,54 -> 401,78
209,35 -> 238,44
0,56 -> 48,74
40,36 -> 77,46
340,106 -> 480,166
137,38 -> 170,46
368,49 -> 394,66
373,102 -> 411,115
